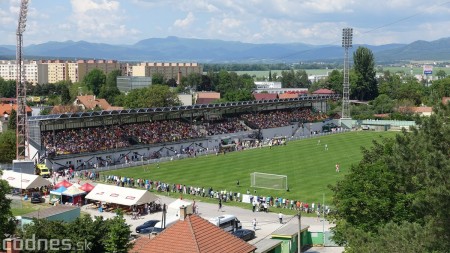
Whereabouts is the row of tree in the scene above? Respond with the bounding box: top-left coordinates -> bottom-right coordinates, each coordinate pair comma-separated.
330,103 -> 450,252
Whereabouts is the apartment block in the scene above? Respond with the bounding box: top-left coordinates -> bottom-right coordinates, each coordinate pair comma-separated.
77,59 -> 120,82
0,60 -> 47,85
132,62 -> 203,83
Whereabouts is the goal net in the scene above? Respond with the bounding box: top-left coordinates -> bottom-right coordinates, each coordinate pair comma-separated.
250,172 -> 288,190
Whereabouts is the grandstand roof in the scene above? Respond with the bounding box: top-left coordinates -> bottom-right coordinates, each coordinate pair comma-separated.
28,95 -> 339,122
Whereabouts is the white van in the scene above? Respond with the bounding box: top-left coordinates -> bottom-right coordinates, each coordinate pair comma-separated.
208,214 -> 242,232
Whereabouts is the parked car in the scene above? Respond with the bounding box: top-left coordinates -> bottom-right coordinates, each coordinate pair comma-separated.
135,220 -> 159,233
30,192 -> 43,204
232,229 -> 255,241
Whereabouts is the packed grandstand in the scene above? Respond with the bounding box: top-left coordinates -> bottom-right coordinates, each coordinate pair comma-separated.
40,108 -> 327,156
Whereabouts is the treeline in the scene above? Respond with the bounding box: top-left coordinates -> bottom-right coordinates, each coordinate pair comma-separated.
203,62 -> 340,72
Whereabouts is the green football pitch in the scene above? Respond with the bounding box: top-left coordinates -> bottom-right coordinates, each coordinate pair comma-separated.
106,131 -> 397,206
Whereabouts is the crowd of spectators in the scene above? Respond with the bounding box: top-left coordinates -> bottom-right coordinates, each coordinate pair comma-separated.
100,172 -> 331,216
124,120 -> 204,145
240,108 -> 326,129
42,125 -> 131,155
203,118 -> 248,135
41,108 -> 326,156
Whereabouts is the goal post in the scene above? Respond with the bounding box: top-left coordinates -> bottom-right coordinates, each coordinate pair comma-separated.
250,172 -> 288,190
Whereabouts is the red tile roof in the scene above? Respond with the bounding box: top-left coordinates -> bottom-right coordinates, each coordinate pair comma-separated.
278,93 -> 299,99
74,95 -> 112,110
0,103 -> 32,115
131,214 -> 256,253
312,88 -> 335,94
253,93 -> 278,100
197,92 -> 221,99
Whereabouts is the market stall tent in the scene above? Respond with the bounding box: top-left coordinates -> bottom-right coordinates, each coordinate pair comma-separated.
62,185 -> 86,205
49,186 -> 68,204
79,182 -> 94,192
54,180 -> 72,189
85,184 -> 158,206
1,170 -> 51,190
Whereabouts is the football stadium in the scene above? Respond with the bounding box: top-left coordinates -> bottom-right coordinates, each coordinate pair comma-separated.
26,94 -> 393,207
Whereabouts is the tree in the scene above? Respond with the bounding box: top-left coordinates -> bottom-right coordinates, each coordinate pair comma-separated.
19,214 -> 132,253
83,69 -> 106,96
55,81 -> 72,105
151,72 -> 165,85
0,78 -> 16,98
371,94 -> 394,114
123,85 -> 180,108
352,47 -> 378,101
8,109 -> 16,131
102,214 -> 132,253
435,69 -> 447,79
183,72 -> 202,91
280,69 -> 310,88
99,70 -> 121,104
0,130 -> 16,163
330,103 -> 450,252
325,69 -> 343,94
0,170 -> 15,243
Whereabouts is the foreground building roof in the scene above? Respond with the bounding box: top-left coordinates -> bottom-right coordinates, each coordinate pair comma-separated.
131,214 -> 256,253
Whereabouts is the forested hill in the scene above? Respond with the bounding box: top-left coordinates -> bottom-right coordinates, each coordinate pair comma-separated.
1,36 -> 450,63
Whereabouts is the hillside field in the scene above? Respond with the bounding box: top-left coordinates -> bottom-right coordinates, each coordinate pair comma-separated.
107,131 -> 397,207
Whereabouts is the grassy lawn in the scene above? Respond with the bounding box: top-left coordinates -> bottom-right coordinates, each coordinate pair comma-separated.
106,131 -> 397,208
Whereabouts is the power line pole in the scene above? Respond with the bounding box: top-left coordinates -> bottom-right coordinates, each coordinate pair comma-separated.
16,0 -> 30,160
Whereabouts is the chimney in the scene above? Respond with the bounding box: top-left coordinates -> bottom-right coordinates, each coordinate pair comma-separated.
4,238 -> 21,253
179,205 -> 187,221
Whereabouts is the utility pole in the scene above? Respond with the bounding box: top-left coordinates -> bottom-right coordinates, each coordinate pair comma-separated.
297,209 -> 302,253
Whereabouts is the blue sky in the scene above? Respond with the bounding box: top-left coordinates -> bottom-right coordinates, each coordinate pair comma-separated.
1,0 -> 450,46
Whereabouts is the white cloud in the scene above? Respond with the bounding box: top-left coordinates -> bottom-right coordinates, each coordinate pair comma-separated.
68,0 -> 140,42
174,12 -> 195,28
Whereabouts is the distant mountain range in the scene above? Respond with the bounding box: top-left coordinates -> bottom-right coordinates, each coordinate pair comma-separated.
1,36 -> 450,63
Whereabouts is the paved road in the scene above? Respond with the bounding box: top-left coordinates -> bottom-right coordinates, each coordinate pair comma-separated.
10,176 -> 343,253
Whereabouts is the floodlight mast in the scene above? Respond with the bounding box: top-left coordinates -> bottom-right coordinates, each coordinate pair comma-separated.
341,27 -> 353,119
16,0 -> 29,160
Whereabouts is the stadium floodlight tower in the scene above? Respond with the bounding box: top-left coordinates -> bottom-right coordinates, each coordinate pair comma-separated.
340,27 -> 353,127
16,0 -> 30,160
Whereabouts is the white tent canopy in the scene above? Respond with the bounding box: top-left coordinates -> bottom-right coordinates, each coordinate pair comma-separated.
62,185 -> 86,197
85,184 -> 158,206
167,198 -> 193,216
1,170 -> 51,190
